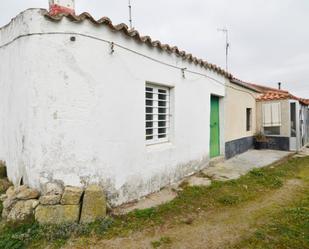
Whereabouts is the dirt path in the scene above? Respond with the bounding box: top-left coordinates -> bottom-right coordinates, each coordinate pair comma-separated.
66,179 -> 305,249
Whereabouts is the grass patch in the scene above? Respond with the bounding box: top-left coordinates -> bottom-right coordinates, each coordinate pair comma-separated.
233,190 -> 309,249
151,236 -> 172,248
0,218 -> 115,249
0,156 -> 308,248
217,194 -> 241,205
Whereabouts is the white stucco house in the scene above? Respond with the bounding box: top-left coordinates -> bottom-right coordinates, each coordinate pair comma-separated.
0,1 -> 232,206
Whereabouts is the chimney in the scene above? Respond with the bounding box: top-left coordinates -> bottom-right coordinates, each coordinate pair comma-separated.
278,82 -> 281,90
49,0 -> 75,15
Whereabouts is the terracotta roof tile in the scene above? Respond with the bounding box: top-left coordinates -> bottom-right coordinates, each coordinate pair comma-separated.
231,79 -> 309,105
43,10 -> 232,79
300,98 -> 309,105
256,89 -> 308,105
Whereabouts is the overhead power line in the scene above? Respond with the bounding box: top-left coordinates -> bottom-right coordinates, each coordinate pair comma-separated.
0,31 -> 257,99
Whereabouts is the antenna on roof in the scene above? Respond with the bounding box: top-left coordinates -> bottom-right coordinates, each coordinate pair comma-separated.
218,28 -> 230,72
128,0 -> 133,29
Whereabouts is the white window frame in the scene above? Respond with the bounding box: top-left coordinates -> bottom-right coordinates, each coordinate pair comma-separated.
145,84 -> 170,145
262,102 -> 282,127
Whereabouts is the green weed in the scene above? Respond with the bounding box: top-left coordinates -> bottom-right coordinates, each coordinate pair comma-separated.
151,236 -> 172,248
233,192 -> 309,249
0,156 -> 308,249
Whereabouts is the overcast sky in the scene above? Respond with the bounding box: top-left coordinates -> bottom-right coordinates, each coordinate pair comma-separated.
1,0 -> 309,98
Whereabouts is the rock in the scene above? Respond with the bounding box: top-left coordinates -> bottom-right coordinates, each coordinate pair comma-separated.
3,197 -> 17,210
0,178 -> 12,193
80,185 -> 106,223
32,200 -> 40,209
61,186 -> 83,205
42,182 -> 64,196
13,185 -> 28,196
35,205 -> 80,224
187,176 -> 212,187
6,186 -> 15,198
7,200 -> 38,223
39,195 -> 61,205
0,164 -> 6,178
0,194 -> 7,202
16,187 -> 40,200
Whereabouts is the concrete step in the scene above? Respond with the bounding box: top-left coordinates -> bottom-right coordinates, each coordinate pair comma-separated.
209,156 -> 225,167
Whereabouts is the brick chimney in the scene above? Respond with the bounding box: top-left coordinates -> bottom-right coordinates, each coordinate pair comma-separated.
49,0 -> 75,15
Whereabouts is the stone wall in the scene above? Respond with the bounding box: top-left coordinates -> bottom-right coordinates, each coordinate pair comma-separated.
1,182 -> 107,224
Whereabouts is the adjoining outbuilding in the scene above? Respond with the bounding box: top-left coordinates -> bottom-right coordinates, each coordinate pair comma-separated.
254,84 -> 309,151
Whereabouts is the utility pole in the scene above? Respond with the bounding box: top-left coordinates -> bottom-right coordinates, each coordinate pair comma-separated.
128,0 -> 133,29
218,28 -> 230,72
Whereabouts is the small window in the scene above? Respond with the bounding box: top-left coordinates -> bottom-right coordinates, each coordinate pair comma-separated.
264,126 -> 280,135
262,102 -> 281,127
145,84 -> 170,144
246,108 -> 252,131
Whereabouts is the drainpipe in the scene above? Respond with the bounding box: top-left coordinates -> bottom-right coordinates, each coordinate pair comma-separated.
49,0 -> 75,15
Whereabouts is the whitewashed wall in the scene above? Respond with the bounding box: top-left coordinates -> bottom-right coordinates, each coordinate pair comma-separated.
0,9 -> 226,206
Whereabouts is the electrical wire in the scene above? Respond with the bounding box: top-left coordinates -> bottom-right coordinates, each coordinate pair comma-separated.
0,31 -> 258,99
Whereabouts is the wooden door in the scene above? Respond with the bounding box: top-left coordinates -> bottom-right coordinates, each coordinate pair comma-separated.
210,96 -> 220,158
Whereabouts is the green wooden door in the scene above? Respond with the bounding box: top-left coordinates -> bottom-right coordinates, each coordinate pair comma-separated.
210,96 -> 220,158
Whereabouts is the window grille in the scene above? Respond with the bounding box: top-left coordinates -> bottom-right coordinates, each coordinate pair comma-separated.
145,84 -> 170,144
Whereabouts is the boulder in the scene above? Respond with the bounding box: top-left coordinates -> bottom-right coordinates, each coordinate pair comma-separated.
16,187 -> 40,200
61,186 -> 83,205
80,185 -> 106,223
14,185 -> 28,194
7,199 -> 39,223
2,190 -> 18,220
35,205 -> 80,224
6,186 -> 15,198
3,197 -> 17,210
42,182 -> 64,196
39,195 -> 61,205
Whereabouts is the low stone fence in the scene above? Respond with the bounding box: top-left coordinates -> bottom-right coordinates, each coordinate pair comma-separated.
1,181 -> 107,224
